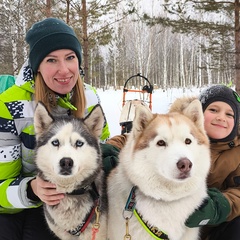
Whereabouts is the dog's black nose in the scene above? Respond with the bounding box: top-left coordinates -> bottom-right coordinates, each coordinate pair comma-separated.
177,158 -> 192,173
59,158 -> 73,175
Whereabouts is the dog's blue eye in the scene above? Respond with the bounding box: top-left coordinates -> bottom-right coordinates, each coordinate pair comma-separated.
52,140 -> 60,146
185,138 -> 191,145
76,140 -> 84,147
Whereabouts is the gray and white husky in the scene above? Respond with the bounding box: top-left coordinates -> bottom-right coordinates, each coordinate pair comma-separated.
34,102 -> 107,240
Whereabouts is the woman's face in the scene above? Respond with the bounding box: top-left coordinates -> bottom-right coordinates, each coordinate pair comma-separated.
38,49 -> 79,95
204,101 -> 235,140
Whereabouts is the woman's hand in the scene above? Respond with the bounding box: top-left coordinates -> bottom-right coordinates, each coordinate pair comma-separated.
31,176 -> 65,205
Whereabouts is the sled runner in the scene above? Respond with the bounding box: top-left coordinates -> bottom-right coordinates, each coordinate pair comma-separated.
120,73 -> 153,134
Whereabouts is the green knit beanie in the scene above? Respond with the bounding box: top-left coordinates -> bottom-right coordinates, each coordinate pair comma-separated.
26,18 -> 82,74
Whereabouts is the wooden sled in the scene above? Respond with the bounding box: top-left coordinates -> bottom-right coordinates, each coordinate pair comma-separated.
120,73 -> 153,134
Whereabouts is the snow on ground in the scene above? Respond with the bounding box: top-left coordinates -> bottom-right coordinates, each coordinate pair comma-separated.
98,87 -> 202,137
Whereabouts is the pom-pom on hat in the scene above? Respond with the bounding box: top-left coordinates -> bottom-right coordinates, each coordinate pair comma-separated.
26,18 -> 82,74
199,85 -> 240,142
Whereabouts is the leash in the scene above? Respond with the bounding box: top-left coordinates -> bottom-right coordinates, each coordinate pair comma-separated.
123,186 -> 169,240
91,206 -> 101,240
123,186 -> 137,240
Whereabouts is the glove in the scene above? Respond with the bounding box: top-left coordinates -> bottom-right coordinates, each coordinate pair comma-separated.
185,188 -> 231,228
100,143 -> 120,175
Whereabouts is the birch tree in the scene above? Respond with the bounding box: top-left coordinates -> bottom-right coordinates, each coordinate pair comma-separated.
143,0 -> 238,91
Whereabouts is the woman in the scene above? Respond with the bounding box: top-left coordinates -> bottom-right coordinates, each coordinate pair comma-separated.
0,17 -> 110,240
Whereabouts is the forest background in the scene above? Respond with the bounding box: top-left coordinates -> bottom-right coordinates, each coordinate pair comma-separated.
1,0 -> 240,92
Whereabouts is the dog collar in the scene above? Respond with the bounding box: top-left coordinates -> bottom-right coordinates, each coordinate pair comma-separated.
124,187 -> 169,240
66,182 -> 101,236
67,185 -> 90,195
134,209 -> 169,240
67,204 -> 96,236
67,182 -> 100,201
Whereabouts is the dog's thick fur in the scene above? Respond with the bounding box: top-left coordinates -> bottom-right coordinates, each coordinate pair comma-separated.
34,102 -> 107,240
107,97 -> 211,240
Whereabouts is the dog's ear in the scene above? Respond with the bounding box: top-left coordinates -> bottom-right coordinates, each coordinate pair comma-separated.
34,102 -> 54,138
84,104 -> 105,138
169,96 -> 199,114
132,104 -> 153,137
183,99 -> 205,132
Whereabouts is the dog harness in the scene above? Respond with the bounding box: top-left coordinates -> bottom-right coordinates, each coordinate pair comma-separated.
123,186 -> 169,240
66,182 -> 101,238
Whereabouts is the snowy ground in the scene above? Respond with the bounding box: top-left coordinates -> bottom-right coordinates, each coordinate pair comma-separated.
98,87 -> 202,137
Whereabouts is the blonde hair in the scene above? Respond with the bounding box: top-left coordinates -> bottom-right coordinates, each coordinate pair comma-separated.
34,73 -> 86,118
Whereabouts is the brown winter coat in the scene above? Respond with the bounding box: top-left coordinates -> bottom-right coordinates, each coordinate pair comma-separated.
106,134 -> 128,150
201,137 -> 240,240
208,137 -> 240,221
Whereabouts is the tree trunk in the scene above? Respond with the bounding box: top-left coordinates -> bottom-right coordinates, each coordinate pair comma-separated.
180,35 -> 186,88
46,0 -> 51,17
66,0 -> 70,24
163,31 -> 168,89
235,0 -> 240,94
81,0 -> 89,83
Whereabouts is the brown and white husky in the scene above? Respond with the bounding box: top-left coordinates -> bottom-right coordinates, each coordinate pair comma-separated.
107,97 -> 211,240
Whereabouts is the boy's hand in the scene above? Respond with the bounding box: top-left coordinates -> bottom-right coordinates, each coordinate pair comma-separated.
101,143 -> 120,175
185,188 -> 231,227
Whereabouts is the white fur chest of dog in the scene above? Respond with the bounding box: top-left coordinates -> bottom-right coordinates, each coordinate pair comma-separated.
34,103 -> 107,240
107,98 -> 211,240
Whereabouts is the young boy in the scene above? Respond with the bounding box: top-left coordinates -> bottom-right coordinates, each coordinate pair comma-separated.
185,85 -> 240,240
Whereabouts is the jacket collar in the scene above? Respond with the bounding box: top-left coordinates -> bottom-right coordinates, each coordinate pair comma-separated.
15,60 -> 35,93
210,137 -> 240,152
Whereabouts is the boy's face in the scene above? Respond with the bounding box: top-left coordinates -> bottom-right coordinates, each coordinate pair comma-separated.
204,101 -> 235,140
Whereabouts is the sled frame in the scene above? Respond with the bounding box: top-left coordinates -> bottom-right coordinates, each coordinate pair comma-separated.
122,73 -> 153,110
120,73 -> 153,134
